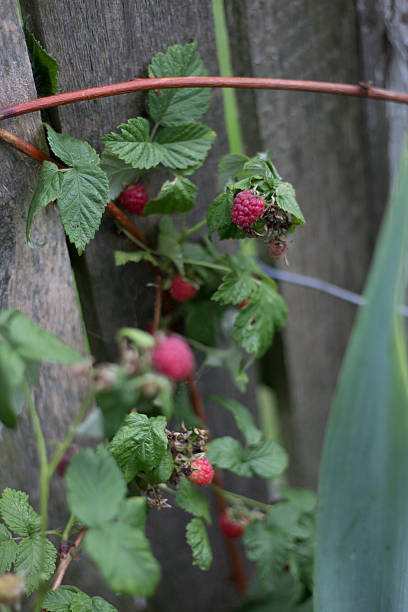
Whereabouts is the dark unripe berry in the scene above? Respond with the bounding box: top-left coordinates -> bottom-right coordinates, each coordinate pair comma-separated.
231,190 -> 265,227
118,184 -> 149,215
170,275 -> 199,302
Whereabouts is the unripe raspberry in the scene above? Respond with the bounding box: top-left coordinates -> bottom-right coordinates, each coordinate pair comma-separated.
118,184 -> 149,215
152,335 -> 195,381
268,240 -> 288,259
170,275 -> 199,302
188,456 -> 215,486
231,190 -> 265,227
218,510 -> 248,538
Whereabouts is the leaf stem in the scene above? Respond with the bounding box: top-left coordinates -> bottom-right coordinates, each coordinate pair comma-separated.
179,219 -> 207,243
61,513 -> 76,542
50,527 -> 87,592
183,258 -> 229,272
211,484 -> 271,512
151,122 -> 160,140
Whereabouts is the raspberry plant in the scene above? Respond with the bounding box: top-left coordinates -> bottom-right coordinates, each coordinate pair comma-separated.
0,42 -> 315,611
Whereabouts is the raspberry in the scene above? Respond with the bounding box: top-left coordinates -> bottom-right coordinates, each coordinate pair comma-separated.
239,300 -> 249,309
118,184 -> 149,215
219,510 -> 247,538
152,335 -> 195,381
268,239 -> 287,259
188,456 -> 215,486
231,190 -> 265,228
170,275 -> 199,302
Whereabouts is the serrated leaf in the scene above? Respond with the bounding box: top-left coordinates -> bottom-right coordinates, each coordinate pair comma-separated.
274,182 -> 305,225
266,503 -> 311,539
0,489 -> 40,536
2,309 -> 83,364
210,396 -> 262,446
85,522 -> 160,597
26,161 -> 63,248
212,272 -> 258,305
145,449 -> 174,484
0,523 -> 17,573
207,437 -> 287,478
246,441 -> 288,478
233,284 -> 287,356
279,487 -> 316,514
206,192 -> 246,240
148,43 -> 211,126
45,124 -> 99,167
206,436 -> 252,477
43,588 -> 118,612
70,592 -> 92,612
157,217 -> 184,274
243,519 -> 291,589
185,517 -> 212,570
24,25 -> 58,97
175,477 -> 211,523
218,153 -> 249,188
101,118 -> 161,170
100,150 -> 140,200
114,250 -> 158,266
43,586 -> 76,611
0,340 -> 25,428
143,176 -> 197,215
156,123 -> 215,173
15,536 -> 57,594
109,413 -> 167,473
117,497 -> 148,530
65,447 -> 126,527
58,164 -> 109,255
90,597 -> 118,612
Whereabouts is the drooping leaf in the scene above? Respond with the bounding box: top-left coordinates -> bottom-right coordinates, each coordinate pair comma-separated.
0,489 -> 40,536
26,161 -> 63,248
143,176 -> 197,215
148,43 -> 211,126
209,396 -> 262,446
65,447 -> 126,527
274,182 -> 305,225
45,124 -> 99,167
23,25 -> 58,97
114,250 -> 158,267
15,536 -> 57,594
175,477 -> 211,523
212,271 -> 258,305
85,522 -> 161,597
0,523 -> 17,573
100,150 -> 140,200
185,517 -> 212,570
315,143 -> 408,610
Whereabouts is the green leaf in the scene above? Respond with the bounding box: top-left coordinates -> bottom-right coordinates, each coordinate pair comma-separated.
148,43 -> 211,127
101,118 -> 161,170
233,284 -> 287,356
90,597 -> 118,612
315,143 -> 408,609
143,176 -> 197,215
243,519 -> 291,589
100,150 -> 140,200
85,522 -> 161,597
114,250 -> 158,267
70,592 -> 92,612
185,300 -> 222,347
23,25 -> 58,97
279,487 -> 316,514
26,161 -> 63,248
0,489 -> 40,536
65,447 -> 126,527
274,182 -> 305,225
2,309 -> 84,364
0,340 -> 25,428
108,413 -> 167,473
115,327 -> 155,349
207,437 -> 288,478
156,123 -> 215,173
45,124 -> 99,167
95,370 -> 140,439
145,449 -> 174,485
212,272 -> 258,305
43,589 -> 118,612
157,217 -> 184,274
185,517 -> 212,570
266,503 -> 310,539
206,436 -> 252,477
0,523 -> 17,573
117,497 -> 148,530
246,441 -> 288,478
175,477 -> 211,523
57,164 -> 109,255
206,192 -> 245,240
218,153 -> 249,188
15,536 -> 57,594
43,586 -> 76,611
209,396 -> 262,446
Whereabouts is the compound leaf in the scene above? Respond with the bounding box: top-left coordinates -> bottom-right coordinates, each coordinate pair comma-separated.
101,118 -> 161,170
0,489 -> 40,536
45,124 -> 99,167
15,536 -> 57,595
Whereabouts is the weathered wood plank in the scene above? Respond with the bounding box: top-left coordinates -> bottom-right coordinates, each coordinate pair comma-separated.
0,0 -> 88,531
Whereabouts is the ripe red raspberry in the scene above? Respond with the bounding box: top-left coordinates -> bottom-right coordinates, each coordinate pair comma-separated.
231,190 -> 265,227
188,456 -> 215,486
118,184 -> 149,215
170,275 -> 199,302
152,335 -> 195,381
219,510 -> 247,538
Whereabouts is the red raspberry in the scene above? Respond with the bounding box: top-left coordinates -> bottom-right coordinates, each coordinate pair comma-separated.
231,190 -> 265,227
152,335 -> 195,381
188,456 -> 215,486
170,275 -> 199,302
118,184 -> 149,215
219,511 -> 247,538
239,300 -> 249,309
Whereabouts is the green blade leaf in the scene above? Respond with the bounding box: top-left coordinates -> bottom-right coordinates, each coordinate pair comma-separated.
114,250 -> 158,267
218,153 -> 249,188
85,522 -> 161,597
209,396 -> 262,446
206,192 -> 246,240
148,43 -> 211,127
23,25 -> 58,97
117,497 -> 148,530
185,517 -> 212,570
274,182 -> 305,225
145,449 -> 174,485
245,441 -> 288,478
0,523 -> 17,573
212,271 -> 258,305
65,447 -> 126,527
101,118 -> 161,170
0,489 -> 40,536
206,436 -> 252,477
26,161 -> 63,248
70,592 -> 92,612
207,437 -> 287,478
45,124 -> 99,167
175,477 -> 211,523
243,518 -> 291,589
43,586 -> 76,611
157,217 -> 184,274
143,176 -> 197,215
315,143 -> 408,610
90,597 -> 118,612
100,150 -> 140,200
0,340 -> 25,428
15,536 -> 57,595
58,164 -> 109,255
156,123 -> 215,173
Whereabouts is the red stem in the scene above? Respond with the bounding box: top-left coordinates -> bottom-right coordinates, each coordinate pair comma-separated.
0,77 -> 407,122
49,527 -> 87,592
